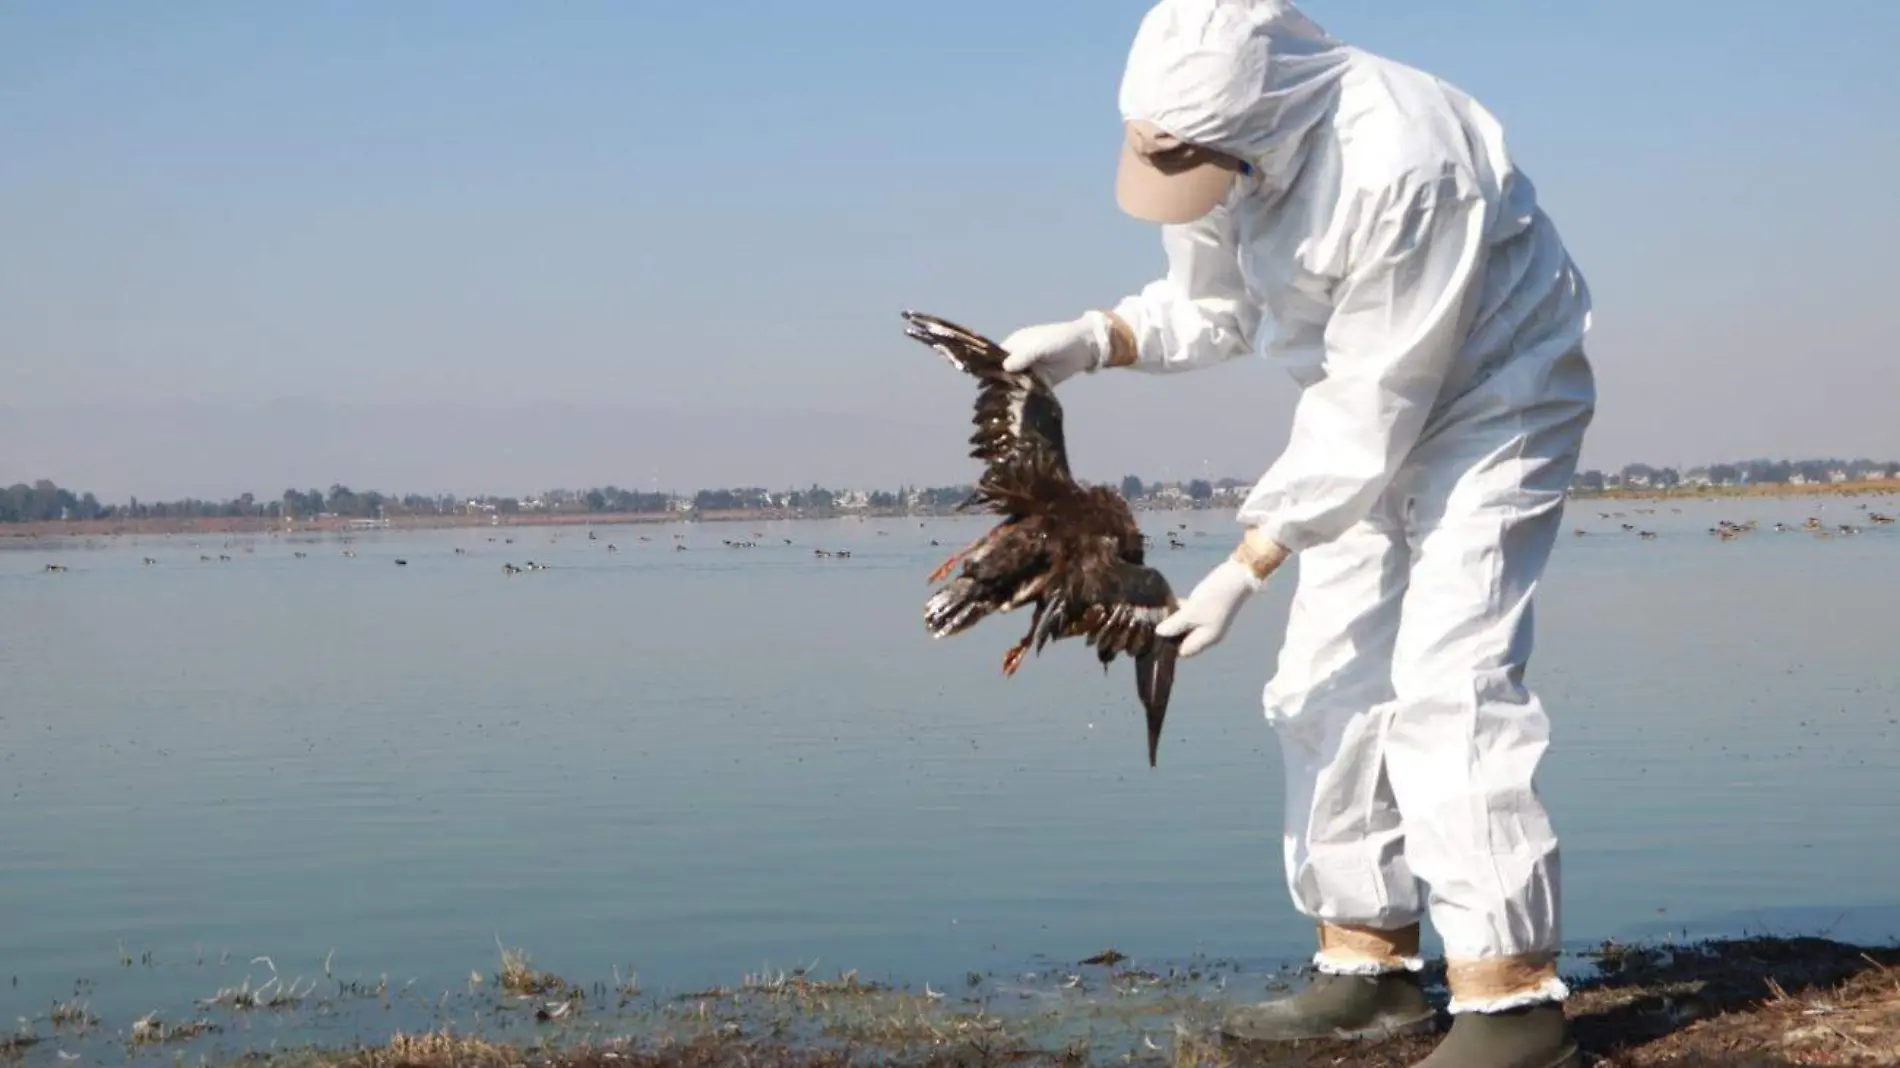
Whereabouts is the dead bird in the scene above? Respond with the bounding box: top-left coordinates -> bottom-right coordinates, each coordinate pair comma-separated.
902,310 -> 1180,767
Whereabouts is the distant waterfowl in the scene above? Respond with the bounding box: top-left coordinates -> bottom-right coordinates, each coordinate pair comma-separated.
43,563 -> 67,573
394,559 -> 408,566
903,310 -> 1179,767
502,563 -> 522,575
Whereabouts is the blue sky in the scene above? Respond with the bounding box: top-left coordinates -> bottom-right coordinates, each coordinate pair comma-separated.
4,1 -> 1898,499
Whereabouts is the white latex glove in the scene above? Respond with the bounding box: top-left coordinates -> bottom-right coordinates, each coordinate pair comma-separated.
1154,559 -> 1263,658
1155,535 -> 1289,658
999,311 -> 1116,387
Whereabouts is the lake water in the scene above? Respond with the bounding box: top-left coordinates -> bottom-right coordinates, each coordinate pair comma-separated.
3,495 -> 1898,1057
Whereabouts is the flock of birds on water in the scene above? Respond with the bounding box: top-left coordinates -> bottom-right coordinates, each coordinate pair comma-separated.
28,525 -> 876,575
1572,503 -> 1894,542
24,503 -> 1899,579
25,514 -> 1259,578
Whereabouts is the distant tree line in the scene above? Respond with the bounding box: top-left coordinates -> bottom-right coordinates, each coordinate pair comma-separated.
6,459 -> 1895,524
0,481 -> 109,523
1572,458 -> 1900,492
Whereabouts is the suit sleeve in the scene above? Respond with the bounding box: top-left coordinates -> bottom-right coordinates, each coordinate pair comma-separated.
1108,202 -> 1261,373
1237,173 -> 1488,552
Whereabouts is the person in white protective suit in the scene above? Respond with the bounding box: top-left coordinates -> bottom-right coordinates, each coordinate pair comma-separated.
997,2 -> 1596,1066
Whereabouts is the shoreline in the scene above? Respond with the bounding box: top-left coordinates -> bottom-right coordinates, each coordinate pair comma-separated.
4,480 -> 1895,539
5,934 -> 1893,1067
0,508 -> 914,540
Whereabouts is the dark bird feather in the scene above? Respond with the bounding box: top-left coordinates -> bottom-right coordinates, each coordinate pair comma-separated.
902,310 -> 1181,767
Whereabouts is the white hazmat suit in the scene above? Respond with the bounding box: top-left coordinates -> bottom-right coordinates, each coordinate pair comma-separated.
1002,0 -> 1596,1022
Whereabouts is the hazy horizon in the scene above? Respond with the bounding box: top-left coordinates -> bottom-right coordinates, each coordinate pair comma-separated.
6,397 -> 1900,504
6,2 -> 1898,500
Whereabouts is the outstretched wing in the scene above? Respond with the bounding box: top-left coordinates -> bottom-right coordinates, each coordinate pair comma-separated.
901,311 -> 1074,513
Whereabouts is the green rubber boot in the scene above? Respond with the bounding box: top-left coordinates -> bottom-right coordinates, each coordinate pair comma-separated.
1409,1003 -> 1581,1068
1220,970 -> 1438,1043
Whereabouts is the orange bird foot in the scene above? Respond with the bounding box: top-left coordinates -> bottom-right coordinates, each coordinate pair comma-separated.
928,553 -> 965,584
1002,643 -> 1029,676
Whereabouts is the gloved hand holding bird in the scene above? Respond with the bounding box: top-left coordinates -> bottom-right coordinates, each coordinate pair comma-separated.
901,310 -> 1290,767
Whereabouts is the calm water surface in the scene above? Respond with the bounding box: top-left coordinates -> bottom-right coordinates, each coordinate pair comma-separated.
3,496 -> 1898,1051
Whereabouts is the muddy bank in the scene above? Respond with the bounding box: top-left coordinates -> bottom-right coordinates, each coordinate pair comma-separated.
11,936 -> 1893,1068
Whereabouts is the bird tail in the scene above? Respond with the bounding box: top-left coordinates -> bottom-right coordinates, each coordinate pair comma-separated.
925,578 -> 996,638
1136,639 -> 1179,768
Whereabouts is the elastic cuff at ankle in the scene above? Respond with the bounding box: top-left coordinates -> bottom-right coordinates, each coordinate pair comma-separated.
1314,922 -> 1423,976
1445,952 -> 1570,1014
1313,952 -> 1426,977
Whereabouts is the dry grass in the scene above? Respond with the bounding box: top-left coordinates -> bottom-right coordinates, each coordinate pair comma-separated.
497,939 -> 572,997
48,997 -> 100,1032
129,1011 -> 219,1047
13,935 -> 1894,1068
1579,940 -> 1900,1067
201,956 -> 319,1010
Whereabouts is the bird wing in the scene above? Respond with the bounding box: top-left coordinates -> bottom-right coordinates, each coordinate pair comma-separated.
901,311 -> 1074,513
1028,538 -> 1178,660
